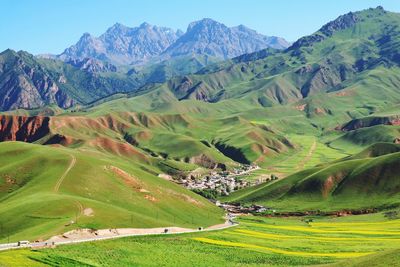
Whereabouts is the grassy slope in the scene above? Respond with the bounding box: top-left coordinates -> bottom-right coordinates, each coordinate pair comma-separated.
41,90 -> 306,170
223,143 -> 400,211
0,82 -> 357,243
163,8 -> 400,116
0,142 -> 224,243
77,82 -> 356,171
330,125 -> 400,148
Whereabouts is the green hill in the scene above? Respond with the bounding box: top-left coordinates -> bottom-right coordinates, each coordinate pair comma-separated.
223,143 -> 400,211
0,142 -> 224,242
160,7 -> 400,127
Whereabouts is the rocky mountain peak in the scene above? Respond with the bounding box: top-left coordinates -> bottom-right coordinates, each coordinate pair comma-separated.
77,33 -> 101,47
105,23 -> 130,34
319,12 -> 359,37
81,32 -> 93,39
289,12 -> 360,50
139,22 -> 151,28
60,22 -> 181,65
1,48 -> 17,56
164,18 -> 289,59
187,18 -> 224,31
234,24 -> 252,31
185,18 -> 229,40
59,19 -> 289,64
288,6 -> 390,51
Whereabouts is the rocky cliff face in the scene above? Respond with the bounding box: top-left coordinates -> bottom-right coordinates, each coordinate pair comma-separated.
0,49 -> 147,111
60,23 -> 182,65
0,115 -> 50,142
59,20 -> 289,65
0,50 -> 74,111
319,12 -> 359,36
65,57 -> 117,73
289,11 -> 360,50
163,18 -> 289,59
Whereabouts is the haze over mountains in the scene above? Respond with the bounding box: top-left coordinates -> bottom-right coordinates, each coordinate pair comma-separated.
58,18 -> 290,65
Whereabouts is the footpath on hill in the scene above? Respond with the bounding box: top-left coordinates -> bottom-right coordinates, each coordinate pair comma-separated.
53,154 -> 76,193
0,152 -> 239,252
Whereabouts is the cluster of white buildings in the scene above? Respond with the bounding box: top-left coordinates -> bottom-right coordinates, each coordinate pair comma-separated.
178,164 -> 259,196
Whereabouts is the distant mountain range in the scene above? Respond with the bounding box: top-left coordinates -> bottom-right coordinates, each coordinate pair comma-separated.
0,18 -> 290,111
1,7 -> 399,112
0,49 -> 221,111
162,19 -> 289,59
59,22 -> 182,65
166,6 -> 400,107
58,18 -> 289,65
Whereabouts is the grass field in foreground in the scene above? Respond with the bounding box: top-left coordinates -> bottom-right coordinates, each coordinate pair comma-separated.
1,213 -> 400,266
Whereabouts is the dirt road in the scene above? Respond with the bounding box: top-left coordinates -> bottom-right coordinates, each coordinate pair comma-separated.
0,216 -> 237,251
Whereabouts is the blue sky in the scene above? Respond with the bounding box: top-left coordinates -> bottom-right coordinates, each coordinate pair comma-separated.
2,0 -> 399,55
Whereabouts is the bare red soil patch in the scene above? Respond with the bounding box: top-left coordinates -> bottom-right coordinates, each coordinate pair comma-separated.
0,115 -> 50,142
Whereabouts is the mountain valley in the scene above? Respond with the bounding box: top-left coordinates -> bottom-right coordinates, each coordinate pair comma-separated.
1,5 -> 400,267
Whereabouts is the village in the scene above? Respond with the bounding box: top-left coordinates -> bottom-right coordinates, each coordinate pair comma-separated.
160,163 -> 275,214
176,164 -> 261,196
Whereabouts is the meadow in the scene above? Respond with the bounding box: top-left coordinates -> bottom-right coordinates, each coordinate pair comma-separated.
259,134 -> 350,177
1,213 -> 400,266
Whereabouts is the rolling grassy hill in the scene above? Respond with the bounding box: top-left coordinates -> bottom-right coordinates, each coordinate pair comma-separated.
223,143 -> 400,211
0,142 -> 224,243
164,7 -> 400,110
329,125 -> 400,150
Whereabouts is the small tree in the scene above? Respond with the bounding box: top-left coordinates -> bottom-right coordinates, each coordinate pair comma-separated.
270,174 -> 279,180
